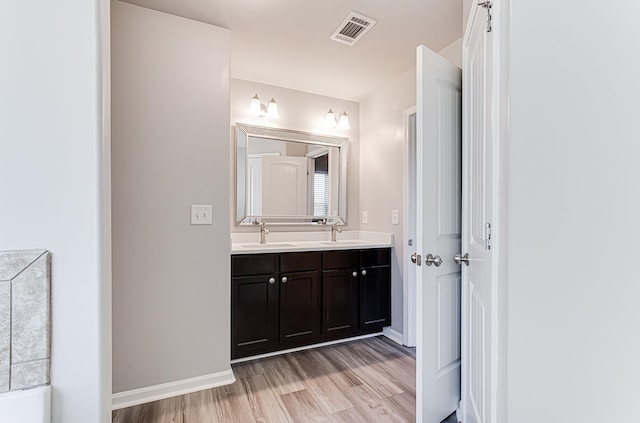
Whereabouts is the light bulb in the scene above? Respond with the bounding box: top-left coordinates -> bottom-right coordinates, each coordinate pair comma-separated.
326,108 -> 337,128
338,112 -> 351,130
267,98 -> 280,119
248,94 -> 261,116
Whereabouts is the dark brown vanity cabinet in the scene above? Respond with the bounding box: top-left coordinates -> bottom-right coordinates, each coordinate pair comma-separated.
278,253 -> 321,346
231,252 -> 321,358
359,249 -> 392,331
231,248 -> 391,359
321,248 -> 391,335
231,254 -> 279,358
321,250 -> 360,338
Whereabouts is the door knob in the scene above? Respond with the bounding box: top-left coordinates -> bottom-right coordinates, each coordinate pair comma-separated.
454,253 -> 470,266
425,254 -> 443,267
352,271 -> 358,277
268,277 -> 276,284
281,276 -> 288,283
411,253 -> 417,263
361,270 -> 367,276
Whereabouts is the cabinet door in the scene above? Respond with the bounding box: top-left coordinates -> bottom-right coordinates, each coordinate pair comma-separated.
279,270 -> 320,345
231,275 -> 279,359
359,265 -> 391,331
322,269 -> 359,338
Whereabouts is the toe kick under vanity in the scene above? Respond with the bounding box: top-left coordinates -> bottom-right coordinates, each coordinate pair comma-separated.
230,235 -> 392,360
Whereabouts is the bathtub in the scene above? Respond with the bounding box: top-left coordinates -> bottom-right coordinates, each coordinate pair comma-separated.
0,386 -> 50,423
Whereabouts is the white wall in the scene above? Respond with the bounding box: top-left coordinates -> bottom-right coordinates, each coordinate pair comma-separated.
358,40 -> 461,336
505,1 -> 640,421
111,1 -> 232,393
0,1 -> 109,422
359,68 -> 416,335
463,0 -> 473,30
230,78 -> 360,231
439,38 -> 463,69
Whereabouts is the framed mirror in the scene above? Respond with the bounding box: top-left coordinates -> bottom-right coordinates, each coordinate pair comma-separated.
235,124 -> 349,226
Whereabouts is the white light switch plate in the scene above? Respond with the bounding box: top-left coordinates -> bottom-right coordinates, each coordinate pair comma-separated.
391,210 -> 399,225
362,211 -> 368,224
191,205 -> 212,225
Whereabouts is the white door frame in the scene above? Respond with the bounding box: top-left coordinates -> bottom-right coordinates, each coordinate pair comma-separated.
100,0 -> 114,421
491,0 -> 509,420
402,106 -> 417,348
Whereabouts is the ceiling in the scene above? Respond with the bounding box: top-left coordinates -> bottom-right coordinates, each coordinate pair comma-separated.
120,0 -> 463,101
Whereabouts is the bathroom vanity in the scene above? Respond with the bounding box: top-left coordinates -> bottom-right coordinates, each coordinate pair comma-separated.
230,240 -> 392,359
231,124 -> 392,360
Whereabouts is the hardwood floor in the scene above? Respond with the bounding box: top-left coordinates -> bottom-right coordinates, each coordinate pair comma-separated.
112,336 -> 418,423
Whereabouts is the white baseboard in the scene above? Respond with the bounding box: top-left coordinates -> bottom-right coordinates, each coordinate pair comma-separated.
230,332 -> 383,364
382,327 -> 405,346
112,369 -> 235,410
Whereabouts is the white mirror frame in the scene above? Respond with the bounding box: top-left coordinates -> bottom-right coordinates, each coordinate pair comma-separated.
235,124 -> 349,226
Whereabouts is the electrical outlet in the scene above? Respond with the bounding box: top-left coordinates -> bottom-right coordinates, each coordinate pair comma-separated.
391,210 -> 399,225
362,211 -> 368,224
191,205 -> 212,225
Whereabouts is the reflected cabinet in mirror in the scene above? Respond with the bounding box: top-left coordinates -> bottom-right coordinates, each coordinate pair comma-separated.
236,124 -> 348,226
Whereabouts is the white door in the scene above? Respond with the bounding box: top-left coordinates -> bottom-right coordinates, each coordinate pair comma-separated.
461,3 -> 495,423
416,45 -> 462,422
262,156 -> 309,215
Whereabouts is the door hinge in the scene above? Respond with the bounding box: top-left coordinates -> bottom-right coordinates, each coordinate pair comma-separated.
485,222 -> 492,250
478,1 -> 493,33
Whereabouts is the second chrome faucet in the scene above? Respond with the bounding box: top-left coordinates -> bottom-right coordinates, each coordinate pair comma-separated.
259,221 -> 269,245
331,223 -> 342,242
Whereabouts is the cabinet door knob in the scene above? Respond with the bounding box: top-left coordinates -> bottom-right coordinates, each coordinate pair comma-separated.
361,270 -> 367,276
268,277 -> 275,284
281,276 -> 288,283
352,271 -> 358,277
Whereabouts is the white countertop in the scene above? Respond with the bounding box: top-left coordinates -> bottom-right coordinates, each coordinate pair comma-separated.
231,231 -> 393,255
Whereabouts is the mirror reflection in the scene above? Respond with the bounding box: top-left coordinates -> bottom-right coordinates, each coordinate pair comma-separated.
236,124 -> 348,225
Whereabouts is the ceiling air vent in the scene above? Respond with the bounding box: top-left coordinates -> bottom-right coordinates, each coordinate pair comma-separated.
330,12 -> 377,46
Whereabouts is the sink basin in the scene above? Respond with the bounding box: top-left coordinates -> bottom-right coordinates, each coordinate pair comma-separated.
240,243 -> 296,248
320,240 -> 370,245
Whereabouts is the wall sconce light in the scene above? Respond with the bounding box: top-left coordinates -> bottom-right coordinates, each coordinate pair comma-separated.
325,108 -> 351,130
249,94 -> 280,119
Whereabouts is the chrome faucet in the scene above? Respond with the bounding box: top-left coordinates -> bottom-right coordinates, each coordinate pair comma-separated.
259,221 -> 269,245
331,223 -> 342,242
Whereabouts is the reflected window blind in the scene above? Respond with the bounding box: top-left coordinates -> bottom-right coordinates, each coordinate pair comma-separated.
314,173 -> 329,216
